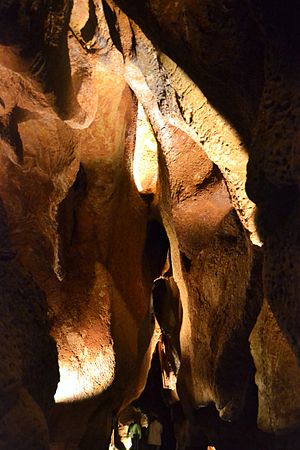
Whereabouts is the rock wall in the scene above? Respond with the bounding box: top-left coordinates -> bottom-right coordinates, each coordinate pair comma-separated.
0,1 -> 300,449
0,200 -> 59,450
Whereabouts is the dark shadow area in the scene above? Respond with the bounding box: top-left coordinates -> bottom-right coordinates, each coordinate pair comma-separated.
180,252 -> 191,273
48,396 -> 105,449
57,163 -> 87,279
142,219 -> 170,282
133,348 -> 177,450
80,0 -> 98,43
0,1 -> 34,47
251,182 -> 300,240
102,0 -> 123,53
190,362 -> 261,450
43,1 -> 75,118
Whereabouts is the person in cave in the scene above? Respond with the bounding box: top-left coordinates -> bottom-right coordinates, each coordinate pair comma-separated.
128,417 -> 142,450
147,414 -> 163,450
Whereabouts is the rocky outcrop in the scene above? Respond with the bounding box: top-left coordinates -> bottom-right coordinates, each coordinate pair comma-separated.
1,1 -> 300,449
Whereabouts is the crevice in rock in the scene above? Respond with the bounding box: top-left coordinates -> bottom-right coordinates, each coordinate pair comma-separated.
56,163 -> 87,279
102,0 -> 122,52
80,0 -> 97,44
142,219 -> 170,282
180,251 -> 192,273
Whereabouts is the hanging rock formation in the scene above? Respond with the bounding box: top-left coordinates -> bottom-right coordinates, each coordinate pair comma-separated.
1,1 -> 300,449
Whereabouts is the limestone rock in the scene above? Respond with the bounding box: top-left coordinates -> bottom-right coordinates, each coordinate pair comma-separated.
1,1 -> 300,449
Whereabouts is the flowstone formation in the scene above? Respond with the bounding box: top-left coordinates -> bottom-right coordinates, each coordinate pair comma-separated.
1,1 -> 300,449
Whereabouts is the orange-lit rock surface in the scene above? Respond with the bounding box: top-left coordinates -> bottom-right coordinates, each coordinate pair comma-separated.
1,1 -> 300,450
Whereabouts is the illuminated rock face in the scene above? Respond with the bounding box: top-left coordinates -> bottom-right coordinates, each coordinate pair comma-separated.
1,1 -> 300,450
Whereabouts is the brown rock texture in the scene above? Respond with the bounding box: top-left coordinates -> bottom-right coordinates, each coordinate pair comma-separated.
0,200 -> 58,450
1,1 -> 300,450
251,301 -> 300,435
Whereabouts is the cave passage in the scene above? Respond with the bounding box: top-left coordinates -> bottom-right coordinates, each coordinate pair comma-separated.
1,1 -> 300,450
